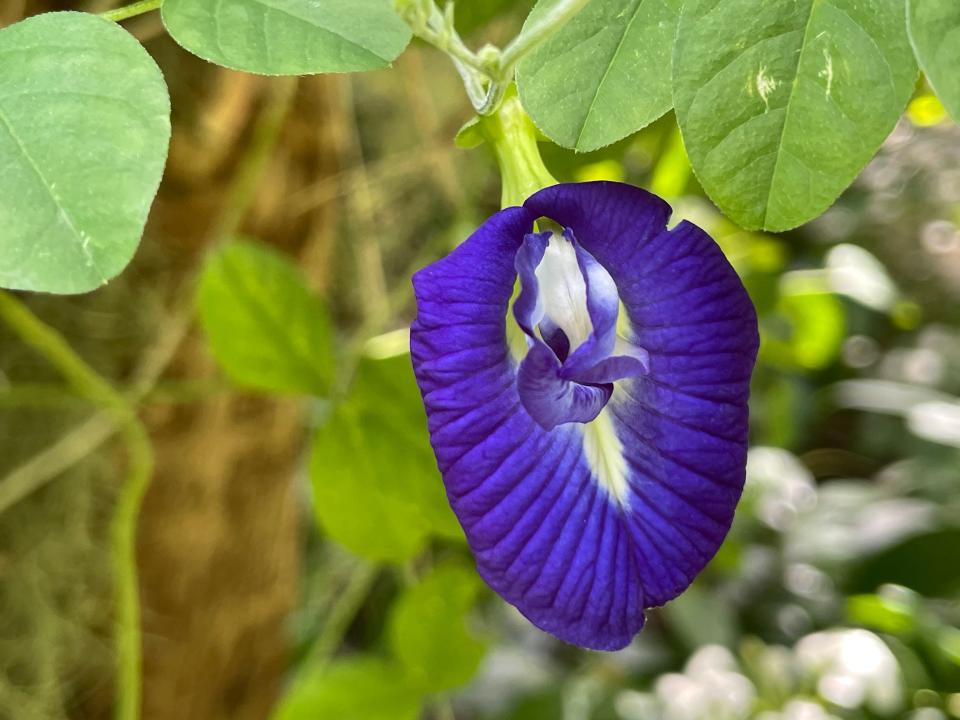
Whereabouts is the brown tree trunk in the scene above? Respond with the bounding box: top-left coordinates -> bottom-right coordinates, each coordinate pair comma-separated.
132,58 -> 341,718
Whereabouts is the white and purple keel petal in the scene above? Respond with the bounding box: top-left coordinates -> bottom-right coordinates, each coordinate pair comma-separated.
410,182 -> 758,650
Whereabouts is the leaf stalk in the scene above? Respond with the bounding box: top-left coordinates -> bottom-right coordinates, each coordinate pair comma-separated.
100,0 -> 163,23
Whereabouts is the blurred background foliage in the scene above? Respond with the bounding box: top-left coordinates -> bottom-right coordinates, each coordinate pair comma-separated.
1,1 -> 959,719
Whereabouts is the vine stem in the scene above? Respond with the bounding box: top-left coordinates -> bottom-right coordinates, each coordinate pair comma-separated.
211,77 -> 299,242
305,561 -> 380,669
111,421 -> 153,720
0,290 -> 152,720
100,0 -> 163,23
0,73 -> 301,718
496,0 -> 591,78
399,0 -> 589,114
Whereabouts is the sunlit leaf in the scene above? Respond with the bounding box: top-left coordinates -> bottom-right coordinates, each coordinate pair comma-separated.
517,0 -> 681,152
674,0 -> 916,231
907,0 -> 960,123
197,240 -> 333,395
847,593 -> 918,635
162,0 -> 411,75
0,12 -> 170,294
273,657 -> 421,720
760,279 -> 845,371
388,560 -> 487,692
311,353 -> 463,562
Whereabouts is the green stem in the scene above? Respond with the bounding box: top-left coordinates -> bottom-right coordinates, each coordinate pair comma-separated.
100,0 -> 163,22
0,290 -> 152,720
398,0 -> 588,114
305,561 -> 380,668
211,77 -> 299,242
0,382 -> 89,408
0,411 -> 118,515
111,421 -> 153,720
476,88 -> 558,208
0,292 -> 119,408
498,0 -> 590,77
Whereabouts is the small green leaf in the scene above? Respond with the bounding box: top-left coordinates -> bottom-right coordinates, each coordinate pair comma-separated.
310,353 -> 463,562
847,593 -> 917,635
389,561 -> 487,692
273,657 -> 421,720
907,0 -> 960,123
674,0 -> 917,231
161,0 -> 411,75
517,0 -> 681,151
454,117 -> 484,149
0,12 -> 170,294
197,240 -> 333,395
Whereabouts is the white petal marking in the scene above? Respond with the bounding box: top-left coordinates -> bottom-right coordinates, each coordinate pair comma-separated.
580,407 -> 630,507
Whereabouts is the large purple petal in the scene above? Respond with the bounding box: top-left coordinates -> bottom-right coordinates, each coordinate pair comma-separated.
411,204 -> 648,649
524,182 -> 758,606
411,181 -> 757,649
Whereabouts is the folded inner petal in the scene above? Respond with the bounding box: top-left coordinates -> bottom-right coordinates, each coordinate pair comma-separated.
512,227 -> 649,427
516,341 -> 612,429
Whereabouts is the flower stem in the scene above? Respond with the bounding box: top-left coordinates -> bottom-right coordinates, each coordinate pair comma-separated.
100,0 -> 163,23
476,87 -> 557,208
396,0 -> 588,115
498,0 -> 590,77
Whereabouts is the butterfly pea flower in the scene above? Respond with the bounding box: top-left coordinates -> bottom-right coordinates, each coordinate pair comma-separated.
410,181 -> 758,650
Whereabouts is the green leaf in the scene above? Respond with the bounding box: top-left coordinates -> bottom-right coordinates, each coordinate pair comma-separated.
847,593 -> 918,635
273,657 -> 421,720
674,0 -> 917,231
517,0 -> 681,151
0,12 -> 170,294
161,0 -> 411,75
197,240 -> 333,395
388,561 -> 487,692
907,0 -> 960,123
454,117 -> 484,149
310,352 -> 463,562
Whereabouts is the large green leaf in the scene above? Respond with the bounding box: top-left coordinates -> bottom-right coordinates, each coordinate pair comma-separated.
907,0 -> 960,123
0,12 -> 170,294
388,561 -> 487,692
161,0 -> 411,75
517,0 -> 681,151
674,0 -> 916,231
197,240 -> 333,395
310,352 -> 463,562
273,657 -> 421,720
